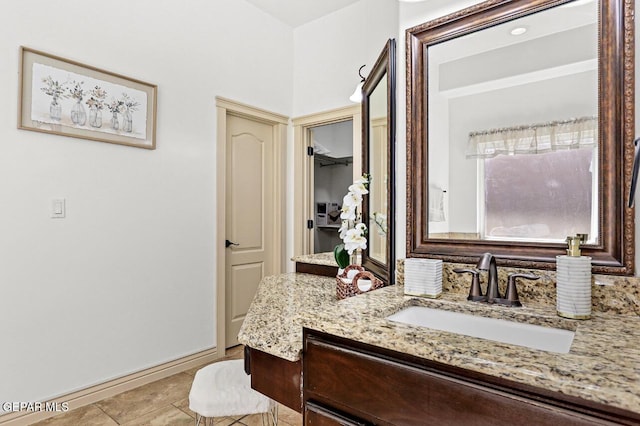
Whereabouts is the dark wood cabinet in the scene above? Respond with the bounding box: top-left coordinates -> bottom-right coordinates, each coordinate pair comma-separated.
302,329 -> 640,426
305,402 -> 367,426
295,262 -> 338,277
244,330 -> 639,424
245,347 -> 302,412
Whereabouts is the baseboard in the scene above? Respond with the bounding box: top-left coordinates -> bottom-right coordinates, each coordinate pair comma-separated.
0,347 -> 218,426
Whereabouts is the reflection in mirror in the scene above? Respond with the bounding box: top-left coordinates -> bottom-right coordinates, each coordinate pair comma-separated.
427,1 -> 598,244
362,39 -> 395,284
368,74 -> 388,263
407,0 -> 634,274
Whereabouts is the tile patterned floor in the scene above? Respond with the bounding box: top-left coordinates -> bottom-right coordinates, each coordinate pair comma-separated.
32,346 -> 302,426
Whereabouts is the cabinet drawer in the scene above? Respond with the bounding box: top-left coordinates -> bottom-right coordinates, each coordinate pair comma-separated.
303,331 -> 611,426
305,402 -> 366,426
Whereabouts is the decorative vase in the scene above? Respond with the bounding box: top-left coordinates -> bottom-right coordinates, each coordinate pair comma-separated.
49,101 -> 62,121
89,109 -> 102,128
111,111 -> 119,130
122,109 -> 133,133
70,100 -> 87,126
350,248 -> 362,266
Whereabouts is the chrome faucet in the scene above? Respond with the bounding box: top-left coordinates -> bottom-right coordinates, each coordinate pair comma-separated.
477,252 -> 500,303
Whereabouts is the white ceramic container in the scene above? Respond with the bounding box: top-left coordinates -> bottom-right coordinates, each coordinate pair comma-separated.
556,255 -> 592,319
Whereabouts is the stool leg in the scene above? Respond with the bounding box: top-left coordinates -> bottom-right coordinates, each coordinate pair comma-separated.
229,415 -> 248,425
263,400 -> 278,426
195,414 -> 215,426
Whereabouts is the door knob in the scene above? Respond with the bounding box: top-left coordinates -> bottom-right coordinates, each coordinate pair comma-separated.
225,239 -> 239,248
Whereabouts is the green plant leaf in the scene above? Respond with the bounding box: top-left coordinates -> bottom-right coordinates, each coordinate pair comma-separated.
333,243 -> 350,269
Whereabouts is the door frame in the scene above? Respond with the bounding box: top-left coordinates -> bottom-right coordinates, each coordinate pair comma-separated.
215,97 -> 288,356
292,105 -> 361,256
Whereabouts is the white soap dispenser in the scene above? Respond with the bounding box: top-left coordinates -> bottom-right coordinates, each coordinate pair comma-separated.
556,234 -> 592,319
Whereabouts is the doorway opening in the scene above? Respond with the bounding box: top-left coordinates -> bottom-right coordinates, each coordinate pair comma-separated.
311,121 -> 354,253
292,105 -> 361,258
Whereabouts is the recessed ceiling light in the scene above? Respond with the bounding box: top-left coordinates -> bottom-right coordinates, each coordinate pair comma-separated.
510,27 -> 527,36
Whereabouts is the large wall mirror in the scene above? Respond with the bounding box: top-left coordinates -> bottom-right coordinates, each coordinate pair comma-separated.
363,38 -> 396,284
407,0 -> 634,274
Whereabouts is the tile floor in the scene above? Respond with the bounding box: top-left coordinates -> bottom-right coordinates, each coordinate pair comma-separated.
32,346 -> 302,426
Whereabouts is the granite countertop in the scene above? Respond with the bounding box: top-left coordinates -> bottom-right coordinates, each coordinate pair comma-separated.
291,252 -> 337,267
237,272 -> 640,414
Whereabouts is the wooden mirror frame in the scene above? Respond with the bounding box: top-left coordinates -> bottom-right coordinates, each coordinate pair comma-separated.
363,38 -> 396,284
406,0 -> 635,274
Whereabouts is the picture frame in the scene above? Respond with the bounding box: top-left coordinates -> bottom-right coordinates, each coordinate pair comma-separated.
18,46 -> 157,149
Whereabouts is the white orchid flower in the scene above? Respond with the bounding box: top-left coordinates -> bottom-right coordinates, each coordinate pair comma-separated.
342,191 -> 362,207
343,228 -> 367,254
335,174 -> 371,259
372,212 -> 387,236
338,221 -> 350,239
354,175 -> 369,185
348,182 -> 369,196
340,204 -> 356,221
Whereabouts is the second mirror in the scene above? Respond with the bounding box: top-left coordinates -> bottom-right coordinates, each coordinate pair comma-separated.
362,38 -> 396,284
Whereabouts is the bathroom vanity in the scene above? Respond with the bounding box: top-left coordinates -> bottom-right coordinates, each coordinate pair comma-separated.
304,330 -> 625,425
238,272 -> 640,425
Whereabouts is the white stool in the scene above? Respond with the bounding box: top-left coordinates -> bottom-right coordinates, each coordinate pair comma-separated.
188,359 -> 277,426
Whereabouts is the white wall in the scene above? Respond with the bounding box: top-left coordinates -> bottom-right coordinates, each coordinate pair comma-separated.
292,0 -> 399,117
0,0 -> 292,406
427,54 -> 450,234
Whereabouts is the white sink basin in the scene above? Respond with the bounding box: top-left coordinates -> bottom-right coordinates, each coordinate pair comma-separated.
387,306 -> 575,354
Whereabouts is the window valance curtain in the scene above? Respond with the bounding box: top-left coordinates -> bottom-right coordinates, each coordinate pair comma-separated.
466,116 -> 597,158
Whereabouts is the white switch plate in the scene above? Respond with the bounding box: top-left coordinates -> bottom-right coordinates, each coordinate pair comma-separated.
51,199 -> 65,218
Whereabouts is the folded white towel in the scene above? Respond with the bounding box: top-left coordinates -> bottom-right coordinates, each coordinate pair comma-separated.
429,185 -> 445,222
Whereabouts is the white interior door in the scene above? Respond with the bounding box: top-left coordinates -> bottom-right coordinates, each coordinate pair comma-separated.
225,114 -> 274,348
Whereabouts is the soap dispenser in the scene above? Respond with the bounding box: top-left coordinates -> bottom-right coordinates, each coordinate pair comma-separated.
556,234 -> 592,319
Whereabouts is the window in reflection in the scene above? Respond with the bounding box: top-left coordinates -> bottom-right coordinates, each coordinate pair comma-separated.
481,147 -> 597,242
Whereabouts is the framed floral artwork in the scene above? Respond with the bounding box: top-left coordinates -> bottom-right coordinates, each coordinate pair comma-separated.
18,46 -> 157,149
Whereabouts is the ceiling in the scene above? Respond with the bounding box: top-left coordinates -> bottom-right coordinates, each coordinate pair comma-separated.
244,0 -> 361,27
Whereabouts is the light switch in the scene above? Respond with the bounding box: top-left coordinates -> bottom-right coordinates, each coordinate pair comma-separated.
51,199 -> 66,218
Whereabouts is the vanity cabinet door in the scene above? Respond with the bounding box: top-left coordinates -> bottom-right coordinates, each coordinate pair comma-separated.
303,330 -> 619,426
245,347 -> 302,412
